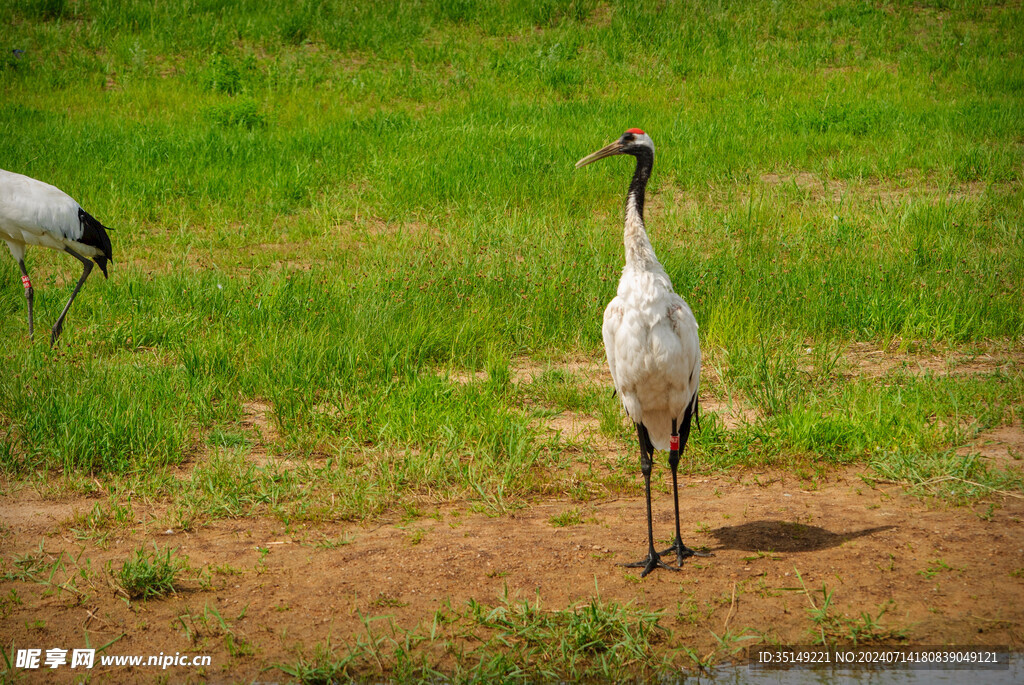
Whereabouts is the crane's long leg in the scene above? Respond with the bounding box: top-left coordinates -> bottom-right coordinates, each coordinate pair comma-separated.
18,259 -> 34,340
50,248 -> 93,347
622,423 -> 678,578
661,414 -> 713,565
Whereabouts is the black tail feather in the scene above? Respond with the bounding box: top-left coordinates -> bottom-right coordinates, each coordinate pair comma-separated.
77,208 -> 113,278
676,393 -> 699,451
637,422 -> 655,457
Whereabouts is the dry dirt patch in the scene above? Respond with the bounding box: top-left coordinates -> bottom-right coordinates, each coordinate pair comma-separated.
700,396 -> 757,431
445,357 -> 608,387
959,423 -> 1024,473
758,172 -> 1002,205
541,410 -> 601,443
839,341 -> 1021,379
2,468 -> 1021,682
760,171 -> 847,203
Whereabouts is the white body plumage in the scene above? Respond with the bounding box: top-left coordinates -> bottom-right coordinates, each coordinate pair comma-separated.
0,169 -> 106,263
602,195 -> 700,452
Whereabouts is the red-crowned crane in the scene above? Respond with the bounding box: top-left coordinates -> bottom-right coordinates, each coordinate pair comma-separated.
0,168 -> 113,345
576,129 -> 711,577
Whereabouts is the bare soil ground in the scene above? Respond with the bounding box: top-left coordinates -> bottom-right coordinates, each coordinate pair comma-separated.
2,466 -> 1023,683
2,344 -> 1022,682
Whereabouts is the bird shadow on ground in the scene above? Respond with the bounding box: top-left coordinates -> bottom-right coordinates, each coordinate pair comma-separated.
707,520 -> 895,553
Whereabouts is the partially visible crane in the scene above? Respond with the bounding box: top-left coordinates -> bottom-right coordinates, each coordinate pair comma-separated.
576,129 -> 711,577
0,169 -> 113,345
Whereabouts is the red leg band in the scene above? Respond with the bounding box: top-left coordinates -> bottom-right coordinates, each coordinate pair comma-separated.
22,275 -> 32,289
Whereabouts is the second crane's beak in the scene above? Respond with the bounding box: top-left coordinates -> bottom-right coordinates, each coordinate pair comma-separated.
575,140 -> 625,169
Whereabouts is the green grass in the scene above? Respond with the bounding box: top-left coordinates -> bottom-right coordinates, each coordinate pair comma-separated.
278,591 -> 672,683
117,545 -> 185,600
788,568 -> 908,646
1,0 -> 1022,521
176,602 -> 253,656
548,507 -> 584,527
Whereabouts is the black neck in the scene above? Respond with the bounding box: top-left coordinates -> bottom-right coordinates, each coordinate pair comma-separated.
627,149 -> 653,220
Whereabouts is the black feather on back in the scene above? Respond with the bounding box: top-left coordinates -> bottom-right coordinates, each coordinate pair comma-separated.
678,393 -> 699,449
77,208 -> 113,277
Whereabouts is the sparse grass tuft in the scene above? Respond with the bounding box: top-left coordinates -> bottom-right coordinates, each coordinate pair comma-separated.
117,546 -> 185,600
278,592 -> 672,682
548,507 -> 584,527
788,568 -> 908,646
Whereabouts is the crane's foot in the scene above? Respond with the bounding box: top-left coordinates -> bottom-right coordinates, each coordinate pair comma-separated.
659,538 -> 714,566
620,551 -> 679,578
50,323 -> 63,347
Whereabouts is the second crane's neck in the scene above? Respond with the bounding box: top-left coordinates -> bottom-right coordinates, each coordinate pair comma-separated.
623,150 -> 659,270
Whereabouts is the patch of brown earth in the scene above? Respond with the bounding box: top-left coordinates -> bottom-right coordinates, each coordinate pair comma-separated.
541,410 -> 601,443
760,172 -> 847,204
238,401 -> 282,468
2,468 -> 1021,682
701,396 -> 758,430
840,341 -> 1021,379
511,357 -> 608,385
239,401 -> 278,446
758,172 -> 1004,205
0,493 -> 86,541
585,2 -> 614,29
446,357 -> 608,386
958,424 -> 1024,473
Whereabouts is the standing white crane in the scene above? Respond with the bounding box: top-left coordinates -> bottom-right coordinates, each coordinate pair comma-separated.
576,128 -> 711,577
0,169 -> 113,345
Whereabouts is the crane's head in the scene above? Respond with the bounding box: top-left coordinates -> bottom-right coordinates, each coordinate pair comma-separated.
575,128 -> 654,169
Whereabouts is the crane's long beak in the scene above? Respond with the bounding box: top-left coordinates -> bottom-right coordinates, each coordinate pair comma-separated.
575,140 -> 624,168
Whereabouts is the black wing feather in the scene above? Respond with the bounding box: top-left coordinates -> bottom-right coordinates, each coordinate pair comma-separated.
678,393 -> 699,450
77,208 -> 113,277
